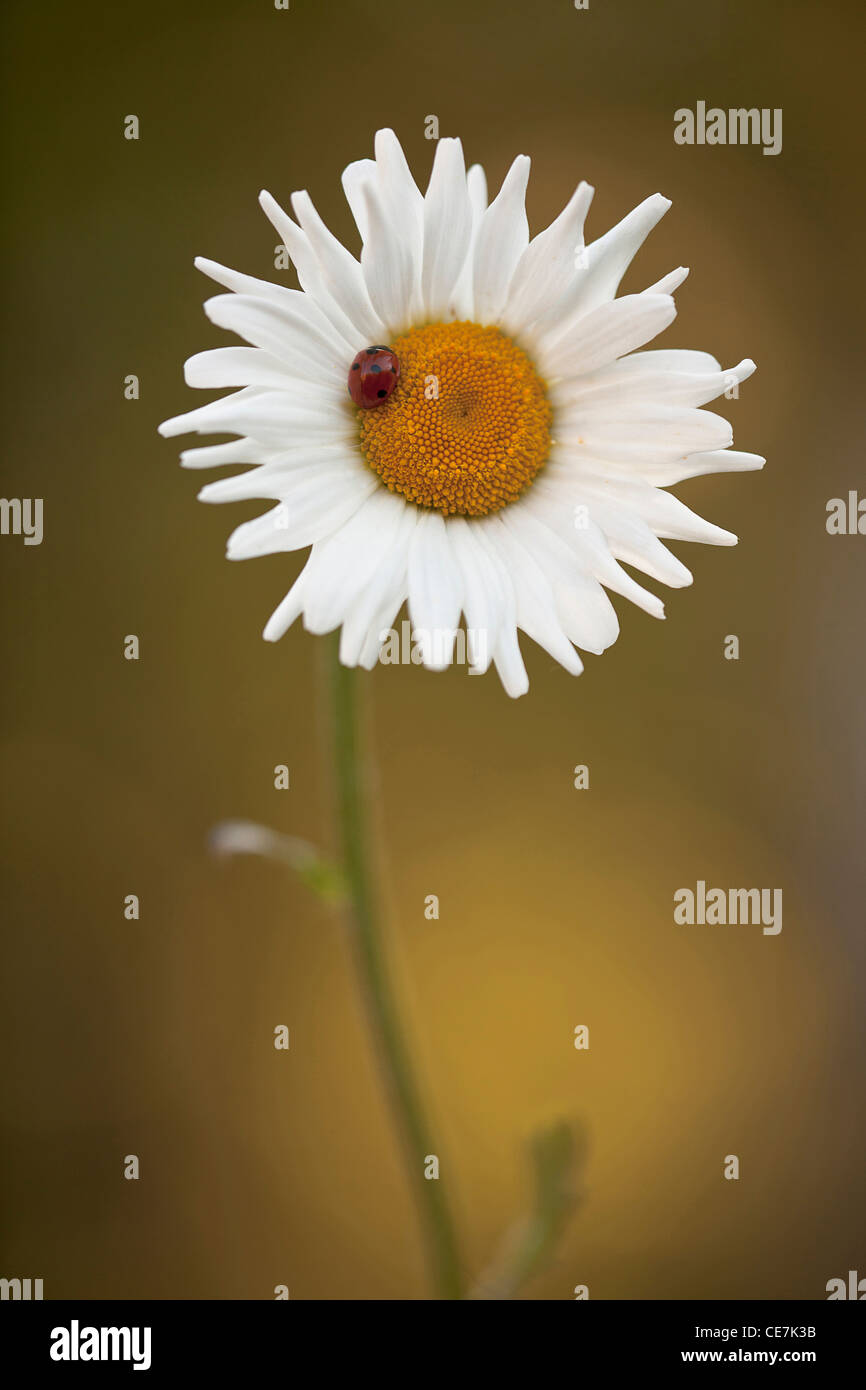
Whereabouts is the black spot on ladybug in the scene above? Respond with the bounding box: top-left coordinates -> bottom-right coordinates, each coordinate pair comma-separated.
377,389 -> 386,397
351,362 -> 360,370
371,364 -> 381,373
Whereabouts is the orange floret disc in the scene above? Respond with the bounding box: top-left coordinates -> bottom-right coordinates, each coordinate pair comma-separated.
356,321 -> 552,517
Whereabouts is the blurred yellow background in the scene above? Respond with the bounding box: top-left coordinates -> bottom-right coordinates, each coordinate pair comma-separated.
1,0 -> 864,1298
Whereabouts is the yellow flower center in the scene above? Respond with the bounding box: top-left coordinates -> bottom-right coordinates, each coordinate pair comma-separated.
357,321 -> 552,517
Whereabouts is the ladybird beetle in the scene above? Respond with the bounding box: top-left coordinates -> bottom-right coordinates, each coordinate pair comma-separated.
348,345 -> 400,409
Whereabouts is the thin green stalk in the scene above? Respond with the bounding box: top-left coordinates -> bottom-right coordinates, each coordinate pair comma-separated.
324,633 -> 464,1300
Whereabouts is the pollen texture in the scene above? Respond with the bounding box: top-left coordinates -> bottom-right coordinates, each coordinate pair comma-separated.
356,322 -> 552,517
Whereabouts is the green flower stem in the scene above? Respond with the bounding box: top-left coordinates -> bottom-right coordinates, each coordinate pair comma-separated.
324,633 -> 464,1300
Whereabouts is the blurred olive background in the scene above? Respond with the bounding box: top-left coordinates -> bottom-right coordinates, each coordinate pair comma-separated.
1,0 -> 864,1300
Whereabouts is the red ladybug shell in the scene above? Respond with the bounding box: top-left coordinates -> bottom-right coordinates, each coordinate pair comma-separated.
348,346 -> 400,409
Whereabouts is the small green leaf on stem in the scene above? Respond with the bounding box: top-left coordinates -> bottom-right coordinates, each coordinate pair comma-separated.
468,1118 -> 588,1300
209,819 -> 346,904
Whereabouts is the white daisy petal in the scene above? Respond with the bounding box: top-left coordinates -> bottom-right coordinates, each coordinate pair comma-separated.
160,388 -> 354,447
357,588 -> 408,670
447,517 -> 512,673
194,256 -> 302,307
471,154 -> 531,324
228,471 -> 377,562
500,181 -> 594,336
184,347 -> 299,392
452,163 -> 489,319
499,506 -> 620,654
491,624 -> 530,699
374,128 -> 425,240
540,293 -> 677,379
179,438 -> 270,469
407,511 -> 462,670
590,477 -> 739,547
339,503 -> 416,666
159,386 -> 260,438
421,138 -> 473,321
487,518 -> 584,675
344,136 -> 425,329
373,129 -> 425,313
198,451 -> 364,505
300,490 -> 408,636
258,189 -> 370,348
570,192 -> 672,317
550,357 -> 755,411
555,404 -> 733,465
553,468 -> 737,548
537,473 -> 702,586
341,157 -> 377,243
528,193 -> 672,345
467,164 -> 489,222
527,485 -> 670,615
360,176 -> 418,333
642,266 -> 689,296
263,579 -> 308,644
203,293 -> 348,386
656,448 -> 766,486
618,348 -> 722,374
290,189 -> 386,344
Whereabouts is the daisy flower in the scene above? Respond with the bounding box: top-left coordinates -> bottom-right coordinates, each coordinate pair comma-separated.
159,129 -> 762,696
